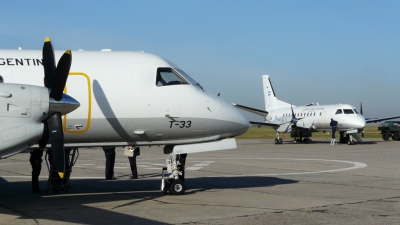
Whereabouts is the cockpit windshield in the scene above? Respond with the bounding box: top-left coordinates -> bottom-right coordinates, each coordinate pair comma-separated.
343,109 -> 354,114
335,109 -> 343,114
353,109 -> 360,114
156,68 -> 203,90
156,68 -> 187,87
175,68 -> 203,90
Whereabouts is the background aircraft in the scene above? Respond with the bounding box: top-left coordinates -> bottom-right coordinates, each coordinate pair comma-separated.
0,38 -> 250,195
233,75 -> 400,145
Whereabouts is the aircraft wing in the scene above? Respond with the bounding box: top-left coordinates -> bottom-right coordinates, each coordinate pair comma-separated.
250,121 -> 279,127
232,103 -> 269,117
366,116 -> 400,123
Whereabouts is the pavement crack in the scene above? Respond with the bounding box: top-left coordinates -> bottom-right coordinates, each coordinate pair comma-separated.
0,203 -> 39,224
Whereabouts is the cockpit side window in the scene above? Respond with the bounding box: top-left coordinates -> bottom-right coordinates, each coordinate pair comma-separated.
156,68 -> 187,87
335,109 -> 343,114
353,109 -> 360,114
343,109 -> 354,114
0,76 -> 3,83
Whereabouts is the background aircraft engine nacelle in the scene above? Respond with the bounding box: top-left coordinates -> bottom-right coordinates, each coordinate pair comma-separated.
0,83 -> 49,158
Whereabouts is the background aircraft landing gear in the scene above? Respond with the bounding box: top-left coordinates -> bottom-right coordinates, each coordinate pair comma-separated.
275,132 -> 283,144
161,153 -> 187,195
274,138 -> 282,144
339,131 -> 348,144
347,135 -> 355,145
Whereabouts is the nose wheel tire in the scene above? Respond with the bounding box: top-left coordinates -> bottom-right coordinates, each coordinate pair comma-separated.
170,179 -> 186,195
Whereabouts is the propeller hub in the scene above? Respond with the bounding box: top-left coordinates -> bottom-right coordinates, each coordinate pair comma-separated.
49,93 -> 80,116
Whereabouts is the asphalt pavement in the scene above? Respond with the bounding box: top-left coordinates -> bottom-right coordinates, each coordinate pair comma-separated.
1,138 -> 399,224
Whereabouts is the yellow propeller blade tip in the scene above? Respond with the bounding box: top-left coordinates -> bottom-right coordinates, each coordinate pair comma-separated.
58,172 -> 64,178
45,37 -> 51,42
65,50 -> 71,54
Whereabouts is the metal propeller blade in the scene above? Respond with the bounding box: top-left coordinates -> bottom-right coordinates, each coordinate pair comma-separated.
50,50 -> 72,101
42,37 -> 56,88
47,112 -> 65,178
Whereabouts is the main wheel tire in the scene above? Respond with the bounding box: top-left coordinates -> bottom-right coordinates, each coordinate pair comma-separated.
382,133 -> 390,141
169,179 -> 186,195
274,139 -> 279,144
278,138 -> 283,144
394,133 -> 400,141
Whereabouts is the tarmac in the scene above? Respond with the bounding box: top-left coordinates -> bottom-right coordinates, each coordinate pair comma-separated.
0,138 -> 399,225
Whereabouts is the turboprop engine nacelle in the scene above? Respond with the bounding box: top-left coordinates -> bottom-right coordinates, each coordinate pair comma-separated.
0,83 -> 49,158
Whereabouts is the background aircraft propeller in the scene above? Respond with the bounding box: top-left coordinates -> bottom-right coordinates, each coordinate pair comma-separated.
290,104 -> 298,125
360,102 -> 364,138
37,37 -> 76,179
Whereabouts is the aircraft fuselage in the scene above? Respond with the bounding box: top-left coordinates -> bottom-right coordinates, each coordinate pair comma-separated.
0,50 -> 249,147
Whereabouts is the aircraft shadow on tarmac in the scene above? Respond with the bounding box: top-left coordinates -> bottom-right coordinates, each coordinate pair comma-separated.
0,176 -> 297,224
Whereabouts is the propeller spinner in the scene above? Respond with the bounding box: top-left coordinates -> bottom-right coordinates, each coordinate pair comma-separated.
37,37 -> 80,178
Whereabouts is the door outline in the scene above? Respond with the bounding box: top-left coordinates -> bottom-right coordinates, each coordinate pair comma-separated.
63,72 -> 92,134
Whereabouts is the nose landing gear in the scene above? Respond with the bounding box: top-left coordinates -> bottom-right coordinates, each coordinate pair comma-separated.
161,153 -> 187,195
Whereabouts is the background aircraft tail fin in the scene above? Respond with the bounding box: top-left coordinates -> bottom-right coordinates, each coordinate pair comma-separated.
262,75 -> 291,111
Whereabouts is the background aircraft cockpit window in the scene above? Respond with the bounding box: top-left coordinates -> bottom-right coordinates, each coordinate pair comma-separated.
0,76 -> 3,83
343,109 -> 354,114
353,109 -> 360,114
156,68 -> 187,87
335,109 -> 343,114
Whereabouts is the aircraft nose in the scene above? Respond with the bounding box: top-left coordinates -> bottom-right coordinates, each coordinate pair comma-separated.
357,116 -> 367,128
217,98 -> 250,137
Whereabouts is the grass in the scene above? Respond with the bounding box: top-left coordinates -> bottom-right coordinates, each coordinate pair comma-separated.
236,125 -> 383,140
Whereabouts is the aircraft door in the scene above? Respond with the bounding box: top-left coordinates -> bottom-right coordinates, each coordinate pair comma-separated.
63,72 -> 92,133
320,111 -> 328,128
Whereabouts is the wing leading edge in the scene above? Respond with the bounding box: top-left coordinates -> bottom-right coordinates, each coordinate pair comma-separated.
232,103 -> 269,117
366,116 -> 400,123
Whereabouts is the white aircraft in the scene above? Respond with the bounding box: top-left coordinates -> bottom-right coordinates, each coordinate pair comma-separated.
0,38 -> 249,195
233,75 -> 400,145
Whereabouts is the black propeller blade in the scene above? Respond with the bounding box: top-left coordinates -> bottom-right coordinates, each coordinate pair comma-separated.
290,104 -> 298,125
360,102 -> 364,138
50,50 -> 72,101
37,37 -> 73,179
48,112 -> 66,178
42,37 -> 56,89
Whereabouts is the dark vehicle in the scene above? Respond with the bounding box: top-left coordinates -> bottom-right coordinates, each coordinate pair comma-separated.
378,121 -> 400,141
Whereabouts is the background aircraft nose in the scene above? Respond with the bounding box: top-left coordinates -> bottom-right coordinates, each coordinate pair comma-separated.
358,116 -> 367,128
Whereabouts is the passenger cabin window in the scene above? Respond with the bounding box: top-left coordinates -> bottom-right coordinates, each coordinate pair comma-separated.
353,109 -> 360,114
343,109 -> 354,114
335,109 -> 343,114
0,76 -> 3,83
156,68 -> 187,87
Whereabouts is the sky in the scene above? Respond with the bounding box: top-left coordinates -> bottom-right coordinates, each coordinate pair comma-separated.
1,1 -> 399,120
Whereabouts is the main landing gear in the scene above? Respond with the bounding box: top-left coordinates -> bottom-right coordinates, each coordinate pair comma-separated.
161,153 -> 187,195
274,132 -> 283,144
